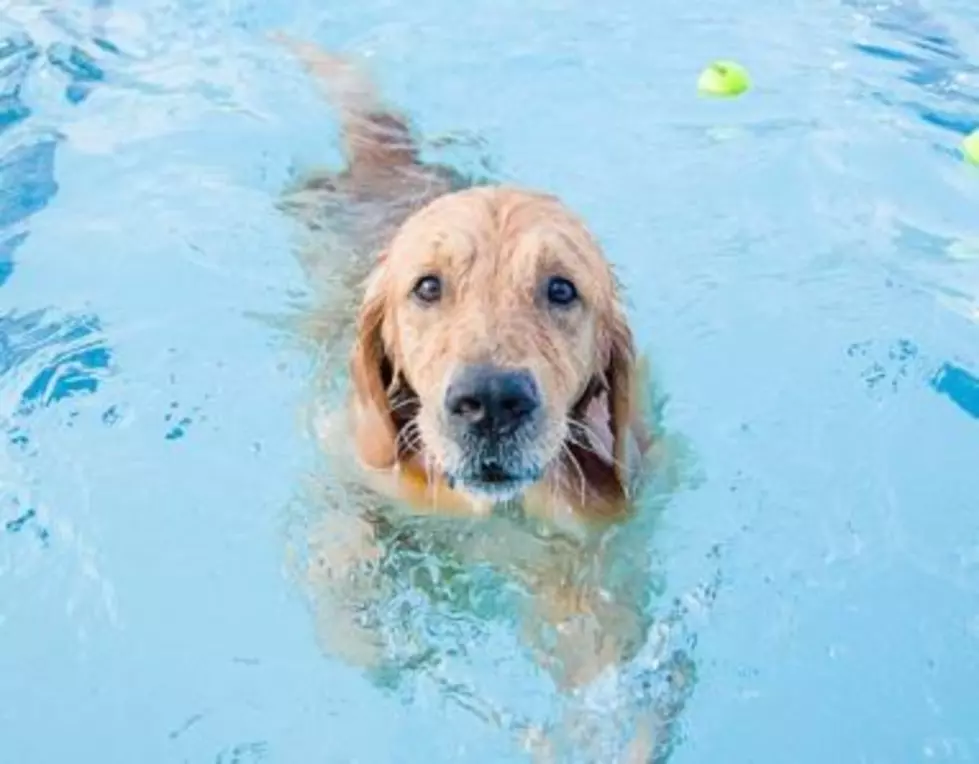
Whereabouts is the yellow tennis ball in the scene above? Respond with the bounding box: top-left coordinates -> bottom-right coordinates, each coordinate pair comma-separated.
963,129 -> 979,165
697,60 -> 751,98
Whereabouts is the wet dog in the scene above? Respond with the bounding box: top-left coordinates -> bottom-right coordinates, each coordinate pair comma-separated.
276,35 -> 690,763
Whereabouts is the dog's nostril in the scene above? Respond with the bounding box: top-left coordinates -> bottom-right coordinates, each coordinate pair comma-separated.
450,395 -> 485,422
501,393 -> 534,415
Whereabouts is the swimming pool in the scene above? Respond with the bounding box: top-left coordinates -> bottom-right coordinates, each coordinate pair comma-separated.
2,0 -> 978,760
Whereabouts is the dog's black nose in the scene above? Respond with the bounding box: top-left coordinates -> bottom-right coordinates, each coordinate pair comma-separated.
445,365 -> 540,435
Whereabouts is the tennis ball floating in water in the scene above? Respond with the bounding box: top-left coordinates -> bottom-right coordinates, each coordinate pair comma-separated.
963,129 -> 979,165
697,60 -> 751,97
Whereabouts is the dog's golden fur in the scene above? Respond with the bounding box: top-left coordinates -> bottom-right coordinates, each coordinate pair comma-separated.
349,186 -> 653,521
276,34 -> 691,762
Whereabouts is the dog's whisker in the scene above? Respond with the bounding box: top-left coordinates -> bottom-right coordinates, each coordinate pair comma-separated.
559,441 -> 589,507
386,395 -> 420,415
394,419 -> 424,454
397,431 -> 423,454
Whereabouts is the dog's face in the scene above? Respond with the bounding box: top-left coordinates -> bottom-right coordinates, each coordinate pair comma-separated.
350,187 -> 636,506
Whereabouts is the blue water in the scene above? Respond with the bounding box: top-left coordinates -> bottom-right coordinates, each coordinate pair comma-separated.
2,0 -> 978,761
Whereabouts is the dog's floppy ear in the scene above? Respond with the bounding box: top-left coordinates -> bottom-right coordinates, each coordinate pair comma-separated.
349,259 -> 399,470
605,309 -> 640,498
571,306 -> 643,513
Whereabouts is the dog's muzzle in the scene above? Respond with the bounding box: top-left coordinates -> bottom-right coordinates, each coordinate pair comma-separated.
443,364 -> 544,497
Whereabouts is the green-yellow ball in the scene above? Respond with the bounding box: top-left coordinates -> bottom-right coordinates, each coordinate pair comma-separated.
697,60 -> 751,98
963,130 -> 979,165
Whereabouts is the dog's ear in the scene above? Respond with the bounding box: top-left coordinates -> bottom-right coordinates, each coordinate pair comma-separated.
350,261 -> 399,470
571,307 -> 641,512
605,310 -> 639,498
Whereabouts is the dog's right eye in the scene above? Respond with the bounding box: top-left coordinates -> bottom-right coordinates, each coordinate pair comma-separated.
546,276 -> 579,307
412,275 -> 442,304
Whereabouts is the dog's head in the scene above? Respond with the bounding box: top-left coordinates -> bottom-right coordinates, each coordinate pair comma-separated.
350,187 -> 637,509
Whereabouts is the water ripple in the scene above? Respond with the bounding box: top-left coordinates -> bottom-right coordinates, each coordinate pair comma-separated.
931,362 -> 979,420
0,138 -> 59,230
848,0 -> 979,138
0,309 -> 113,417
846,337 -> 979,421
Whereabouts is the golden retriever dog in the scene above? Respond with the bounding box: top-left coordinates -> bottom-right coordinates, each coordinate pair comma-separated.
275,35 -> 695,763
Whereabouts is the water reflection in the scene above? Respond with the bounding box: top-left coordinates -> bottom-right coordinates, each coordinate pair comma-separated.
0,30 -> 56,283
931,362 -> 979,420
842,1 -> 979,423
0,231 -> 25,287
0,5 -> 118,556
0,31 -> 36,132
0,2 -> 122,405
46,41 -> 105,104
0,139 -> 59,229
0,5 -> 119,282
0,308 -> 113,464
846,0 -> 979,138
847,336 -> 979,422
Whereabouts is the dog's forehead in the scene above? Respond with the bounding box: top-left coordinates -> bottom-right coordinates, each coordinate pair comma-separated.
388,188 -> 611,283
388,202 -> 482,265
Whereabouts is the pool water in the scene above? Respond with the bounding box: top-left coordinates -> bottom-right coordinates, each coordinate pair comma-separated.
2,0 -> 979,761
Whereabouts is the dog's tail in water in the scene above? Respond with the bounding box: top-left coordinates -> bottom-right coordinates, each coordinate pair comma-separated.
271,32 -> 419,174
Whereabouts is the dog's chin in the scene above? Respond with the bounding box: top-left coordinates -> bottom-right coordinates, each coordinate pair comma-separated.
453,473 -> 532,502
425,425 -> 559,504
444,459 -> 545,503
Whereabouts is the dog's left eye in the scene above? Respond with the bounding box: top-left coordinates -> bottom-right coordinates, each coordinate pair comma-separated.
546,276 -> 579,306
412,275 -> 442,304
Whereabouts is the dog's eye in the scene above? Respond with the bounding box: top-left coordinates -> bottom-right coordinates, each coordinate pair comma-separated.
412,275 -> 442,304
546,276 -> 578,306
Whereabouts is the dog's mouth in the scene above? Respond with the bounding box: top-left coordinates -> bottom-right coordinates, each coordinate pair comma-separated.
447,456 -> 542,500
477,460 -> 513,484
384,368 -> 553,500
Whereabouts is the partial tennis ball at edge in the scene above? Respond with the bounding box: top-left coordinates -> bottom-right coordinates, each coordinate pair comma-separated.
697,60 -> 751,97
963,129 -> 979,165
